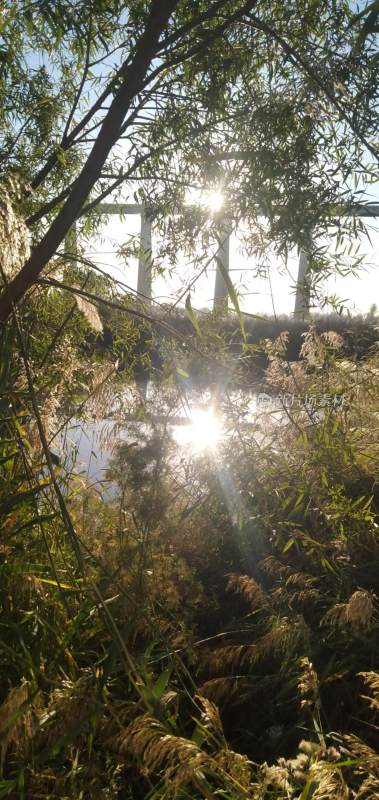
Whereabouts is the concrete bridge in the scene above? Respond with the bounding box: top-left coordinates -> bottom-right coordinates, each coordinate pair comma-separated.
94,201 -> 379,317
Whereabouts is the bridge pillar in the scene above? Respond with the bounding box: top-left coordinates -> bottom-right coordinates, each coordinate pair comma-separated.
213,225 -> 231,309
137,210 -> 152,303
294,248 -> 310,317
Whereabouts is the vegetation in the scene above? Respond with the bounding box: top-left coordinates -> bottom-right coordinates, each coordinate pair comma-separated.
1,1 -> 379,798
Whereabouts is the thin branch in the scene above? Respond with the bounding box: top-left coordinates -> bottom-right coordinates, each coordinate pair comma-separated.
156,0 -> 242,52
244,13 -> 379,163
37,277 -> 189,340
27,83 -> 161,226
0,1 -> 180,322
39,273 -> 90,368
62,15 -> 93,143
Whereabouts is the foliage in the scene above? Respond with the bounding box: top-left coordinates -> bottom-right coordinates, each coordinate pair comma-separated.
0,1 -> 379,798
1,269 -> 379,796
0,0 -> 378,318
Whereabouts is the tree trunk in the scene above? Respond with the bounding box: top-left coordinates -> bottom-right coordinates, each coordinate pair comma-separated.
0,0 -> 178,324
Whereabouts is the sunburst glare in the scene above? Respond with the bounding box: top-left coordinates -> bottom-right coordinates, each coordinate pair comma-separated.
173,407 -> 223,452
184,187 -> 224,214
206,189 -> 224,212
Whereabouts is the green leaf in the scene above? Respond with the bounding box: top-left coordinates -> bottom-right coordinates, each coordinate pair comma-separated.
299,776 -> 315,800
56,145 -> 67,167
294,491 -> 305,509
176,367 -> 189,378
13,418 -> 32,451
33,577 -> 81,591
320,557 -> 338,575
152,668 -> 172,700
0,781 -> 17,798
216,256 -> 246,342
185,293 -> 202,338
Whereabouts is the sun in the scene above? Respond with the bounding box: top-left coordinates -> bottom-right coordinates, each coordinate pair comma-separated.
173,407 -> 223,452
206,189 -> 224,213
184,187 -> 224,214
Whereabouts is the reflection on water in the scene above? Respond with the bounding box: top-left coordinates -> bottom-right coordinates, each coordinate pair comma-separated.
61,419 -> 120,491
59,386 -> 338,493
